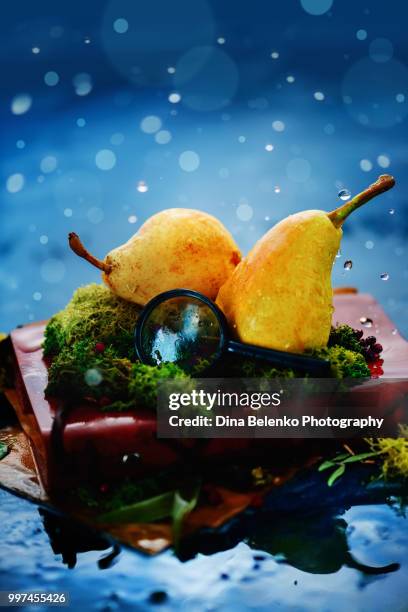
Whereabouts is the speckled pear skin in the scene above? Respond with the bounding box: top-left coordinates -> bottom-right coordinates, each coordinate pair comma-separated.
216,210 -> 342,353
102,208 -> 241,305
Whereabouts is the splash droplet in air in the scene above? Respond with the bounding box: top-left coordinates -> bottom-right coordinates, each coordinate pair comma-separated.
137,181 -> 148,193
338,188 -> 351,201
360,317 -> 373,328
380,272 -> 389,281
344,260 -> 353,270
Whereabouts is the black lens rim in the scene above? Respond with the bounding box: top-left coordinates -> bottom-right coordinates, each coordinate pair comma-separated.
134,289 -> 228,366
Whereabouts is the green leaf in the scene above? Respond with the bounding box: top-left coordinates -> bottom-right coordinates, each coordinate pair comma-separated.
327,464 -> 346,487
318,460 -> 336,472
342,451 -> 380,464
172,483 -> 201,548
0,442 -> 8,461
97,491 -> 174,524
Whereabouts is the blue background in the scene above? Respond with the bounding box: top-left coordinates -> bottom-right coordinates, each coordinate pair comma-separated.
1,0 -> 407,334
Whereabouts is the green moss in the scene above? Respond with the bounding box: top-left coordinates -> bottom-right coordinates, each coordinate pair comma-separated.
45,340 -> 133,404
128,362 -> 189,409
312,345 -> 370,378
328,325 -> 364,354
368,426 -> 408,480
43,284 -> 141,358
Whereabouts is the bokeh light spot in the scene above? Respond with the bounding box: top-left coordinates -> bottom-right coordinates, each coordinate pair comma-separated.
179,150 -> 200,172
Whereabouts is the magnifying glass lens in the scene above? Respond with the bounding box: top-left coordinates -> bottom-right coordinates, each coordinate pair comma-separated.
139,296 -> 223,372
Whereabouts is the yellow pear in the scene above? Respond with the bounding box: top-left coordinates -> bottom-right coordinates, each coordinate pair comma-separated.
217,175 -> 395,353
69,208 -> 241,305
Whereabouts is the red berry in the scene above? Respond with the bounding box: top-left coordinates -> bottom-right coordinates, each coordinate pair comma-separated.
373,343 -> 383,354
366,336 -> 376,346
95,342 -> 106,353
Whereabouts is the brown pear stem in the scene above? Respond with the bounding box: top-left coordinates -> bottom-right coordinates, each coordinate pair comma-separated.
328,174 -> 395,228
68,232 -> 112,274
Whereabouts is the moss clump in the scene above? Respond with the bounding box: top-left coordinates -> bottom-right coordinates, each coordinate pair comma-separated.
45,340 -> 133,404
368,426 -> 408,480
312,345 -> 370,378
128,362 -> 189,409
45,338 -> 187,411
328,325 -> 364,354
43,284 -> 141,359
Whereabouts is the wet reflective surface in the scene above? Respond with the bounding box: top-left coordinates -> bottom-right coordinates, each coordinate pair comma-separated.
1,470 -> 407,611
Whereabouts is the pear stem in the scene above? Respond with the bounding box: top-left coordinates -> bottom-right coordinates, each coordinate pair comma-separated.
328,174 -> 395,228
68,232 -> 112,274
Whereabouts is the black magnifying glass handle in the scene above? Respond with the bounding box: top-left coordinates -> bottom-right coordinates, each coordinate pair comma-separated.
227,340 -> 331,376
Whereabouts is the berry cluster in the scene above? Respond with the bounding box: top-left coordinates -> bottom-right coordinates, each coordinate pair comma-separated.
353,329 -> 384,377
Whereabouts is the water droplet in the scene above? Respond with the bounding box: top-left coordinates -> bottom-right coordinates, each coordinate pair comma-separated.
380,272 -> 389,281
360,316 -> 373,328
360,159 -> 373,172
389,208 -> 395,215
344,260 -> 353,270
336,249 -> 342,258
11,94 -> 32,115
6,173 -> 25,193
356,29 -> 367,41
140,115 -> 161,134
392,328 -> 398,335
272,120 -> 285,132
84,368 -> 103,386
168,92 -> 181,103
338,188 -> 351,201
155,130 -> 172,144
314,91 -> 325,101
137,180 -> 148,193
265,144 -> 274,151
95,149 -> 116,171
113,18 -> 129,34
73,72 -> 92,96
110,132 -> 124,145
40,155 -> 58,173
377,154 -> 390,168
236,204 -> 253,222
179,150 -> 200,172
274,186 -> 281,194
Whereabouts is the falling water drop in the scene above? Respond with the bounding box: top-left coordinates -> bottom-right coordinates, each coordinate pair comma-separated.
344,260 -> 353,270
274,186 -> 281,194
338,188 -> 351,201
137,180 -> 148,193
380,272 -> 389,281
360,317 -> 373,328
392,328 -> 398,335
389,208 -> 395,215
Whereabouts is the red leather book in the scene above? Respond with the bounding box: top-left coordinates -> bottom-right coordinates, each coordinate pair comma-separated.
10,293 -> 408,493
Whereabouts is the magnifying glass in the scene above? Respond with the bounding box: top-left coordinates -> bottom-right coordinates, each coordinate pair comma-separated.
134,289 -> 330,376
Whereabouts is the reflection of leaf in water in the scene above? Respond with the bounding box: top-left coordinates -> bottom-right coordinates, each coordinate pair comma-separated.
0,441 -> 9,460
